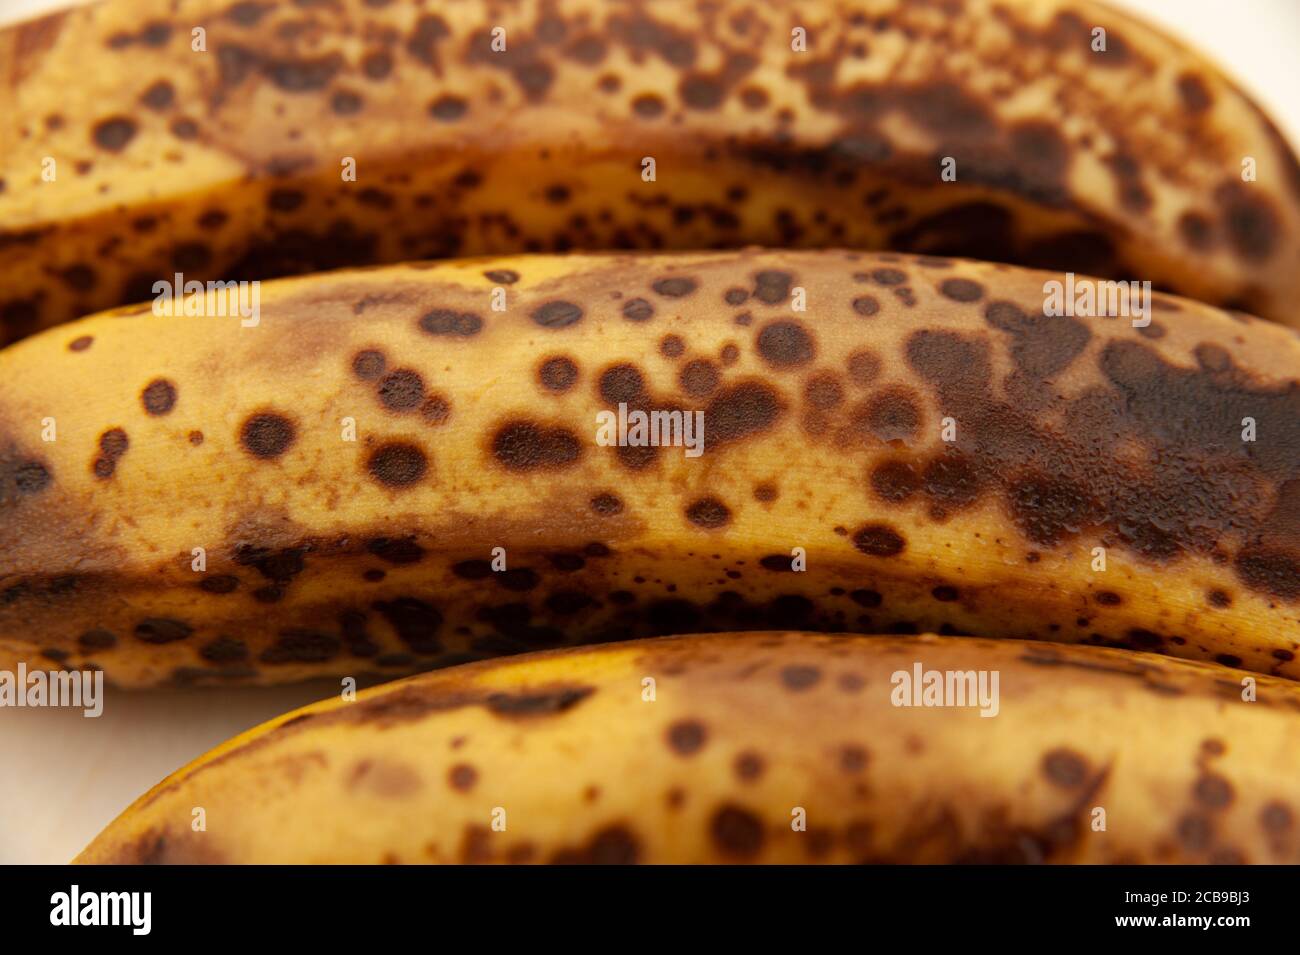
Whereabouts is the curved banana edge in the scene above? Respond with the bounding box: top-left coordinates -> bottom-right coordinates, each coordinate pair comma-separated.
2,249 -> 1298,687
2,0 -> 1299,339
74,632 -> 1300,863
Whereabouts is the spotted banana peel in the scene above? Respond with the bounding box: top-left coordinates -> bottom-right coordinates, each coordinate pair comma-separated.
1,250 -> 1297,688
2,0 -> 1300,343
72,632 -> 1300,863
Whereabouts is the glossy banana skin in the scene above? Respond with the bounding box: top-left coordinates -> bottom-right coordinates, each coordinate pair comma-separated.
2,250 -> 1298,687
3,0 -> 1300,343
74,632 -> 1300,863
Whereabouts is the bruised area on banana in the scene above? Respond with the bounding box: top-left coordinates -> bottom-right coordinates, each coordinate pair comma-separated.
1,250 -> 1298,688
75,633 -> 1300,863
3,0 -> 1300,342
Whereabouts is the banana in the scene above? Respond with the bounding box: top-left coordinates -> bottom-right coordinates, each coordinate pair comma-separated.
3,0 -> 1299,344
2,249 -> 1298,688
73,632 -> 1300,863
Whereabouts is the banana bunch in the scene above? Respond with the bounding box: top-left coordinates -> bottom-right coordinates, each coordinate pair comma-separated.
2,0 -> 1299,343
2,250 -> 1297,688
75,633 -> 1300,863
1,0 -> 1297,868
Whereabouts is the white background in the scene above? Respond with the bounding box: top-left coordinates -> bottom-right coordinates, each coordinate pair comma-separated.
0,0 -> 1297,864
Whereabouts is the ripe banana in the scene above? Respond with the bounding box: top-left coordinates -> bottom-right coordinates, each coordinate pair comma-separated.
2,249 -> 1298,688
73,632 -> 1300,863
3,0 -> 1300,344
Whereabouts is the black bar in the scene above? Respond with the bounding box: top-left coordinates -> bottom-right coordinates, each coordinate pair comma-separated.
1,865 -> 1276,941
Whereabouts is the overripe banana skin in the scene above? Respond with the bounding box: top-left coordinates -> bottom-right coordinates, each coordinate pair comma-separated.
74,632 -> 1300,864
3,250 -> 1299,688
3,0 -> 1300,343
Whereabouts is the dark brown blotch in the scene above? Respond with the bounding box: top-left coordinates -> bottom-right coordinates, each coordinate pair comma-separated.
680,74 -> 725,110
1194,774 -> 1234,810
734,751 -> 765,782
1214,180 -> 1279,261
804,372 -> 844,410
1176,73 -> 1213,114
539,356 -> 579,393
140,80 -> 174,111
679,359 -> 719,397
491,421 -> 582,471
134,617 -> 193,644
686,497 -> 731,529
99,428 -> 129,459
240,413 -> 296,459
852,523 -> 906,558
622,298 -> 654,322
1176,813 -> 1213,851
532,300 -> 584,329
267,188 -> 305,213
373,598 -> 442,654
1008,474 -> 1096,547
331,89 -> 364,116
939,277 -> 984,302
710,804 -> 764,858
1042,748 -> 1088,788
780,664 -> 821,690
367,442 -> 428,487
667,719 -> 707,756
8,460 -> 52,497
549,824 -> 640,865
352,349 -> 386,380
851,295 -> 880,317
840,745 -> 869,773
92,428 -> 128,478
1260,801 -> 1293,834
92,116 -> 137,152
756,320 -> 814,368
871,459 -> 919,503
367,537 -> 424,565
419,309 -> 482,337
703,381 -> 784,443
652,276 -> 698,298
448,763 -> 478,793
261,629 -> 341,663
362,49 -> 393,80
869,267 -> 907,286
377,369 -> 426,412
753,270 -> 792,305
169,117 -> 199,140
78,630 -> 117,651
141,378 -> 178,416
1207,589 -> 1232,608
200,635 -> 248,663
862,387 -> 922,445
632,93 -> 665,118
199,575 -> 239,595
847,350 -> 881,386
599,364 -> 645,404
263,55 -> 342,93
